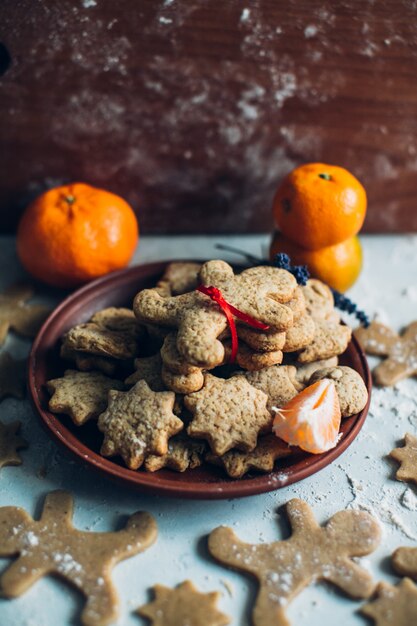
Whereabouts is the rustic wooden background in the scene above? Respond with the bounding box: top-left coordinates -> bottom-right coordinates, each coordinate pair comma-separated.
0,0 -> 417,234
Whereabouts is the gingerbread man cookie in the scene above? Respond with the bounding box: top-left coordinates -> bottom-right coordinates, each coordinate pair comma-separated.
297,318 -> 351,363
209,498 -> 380,626
134,260 -> 297,368
361,578 -> 417,626
354,320 -> 417,386
63,307 -> 143,360
157,261 -> 202,295
0,491 -> 157,626
185,373 -> 271,456
138,580 -> 230,626
309,365 -> 368,417
390,433 -> 417,484
0,283 -> 50,346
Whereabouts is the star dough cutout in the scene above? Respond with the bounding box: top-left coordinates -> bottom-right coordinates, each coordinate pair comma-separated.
206,434 -> 292,478
0,283 -> 50,346
209,498 -> 380,626
360,578 -> 417,626
0,420 -> 27,469
0,490 -> 157,626
98,380 -> 183,469
390,433 -> 417,485
185,373 -> 272,456
354,320 -> 417,386
47,370 -> 125,425
137,580 -> 230,626
0,352 -> 26,400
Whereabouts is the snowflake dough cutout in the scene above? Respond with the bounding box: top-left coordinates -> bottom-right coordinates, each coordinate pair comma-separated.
361,578 -> 417,626
0,491 -> 157,626
209,498 -> 380,626
0,420 -> 27,469
390,433 -> 417,485
0,283 -> 50,346
137,580 -> 230,626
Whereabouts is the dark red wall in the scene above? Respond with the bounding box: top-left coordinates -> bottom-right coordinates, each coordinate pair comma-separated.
1,0 -> 417,233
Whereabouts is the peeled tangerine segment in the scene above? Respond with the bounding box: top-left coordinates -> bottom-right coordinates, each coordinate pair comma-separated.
272,379 -> 341,454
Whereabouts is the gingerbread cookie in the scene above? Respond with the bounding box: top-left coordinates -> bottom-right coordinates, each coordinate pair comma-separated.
157,261 -> 202,295
0,420 -> 27,469
63,307 -> 143,360
354,320 -> 417,386
223,339 -> 283,371
0,352 -> 26,400
294,357 -> 338,386
309,365 -> 368,417
238,365 -> 301,413
98,380 -> 183,469
282,313 -> 316,352
125,353 -> 165,390
238,325 -> 286,352
297,319 -> 351,363
160,332 -> 205,392
137,580 -> 230,626
209,498 -> 380,626
134,260 -> 297,368
144,434 -> 206,472
185,373 -> 271,456
60,343 -> 118,377
361,578 -> 417,626
47,370 -> 125,426
302,279 -> 334,318
0,490 -> 157,626
0,283 -> 50,346
206,434 -> 292,478
390,433 -> 417,484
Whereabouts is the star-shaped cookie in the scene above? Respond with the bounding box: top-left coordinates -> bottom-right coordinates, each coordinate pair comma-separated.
0,352 -> 26,400
361,578 -> 417,626
98,380 -> 183,469
206,434 -> 292,478
185,374 -> 272,456
0,420 -> 27,469
144,434 -> 206,473
137,580 -> 230,626
390,433 -> 417,485
47,370 -> 125,425
0,283 -> 50,346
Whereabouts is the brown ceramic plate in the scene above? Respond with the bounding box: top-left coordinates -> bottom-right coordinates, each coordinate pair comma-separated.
28,261 -> 371,500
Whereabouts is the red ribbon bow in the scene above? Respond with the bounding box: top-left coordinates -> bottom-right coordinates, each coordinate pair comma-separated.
196,285 -> 269,363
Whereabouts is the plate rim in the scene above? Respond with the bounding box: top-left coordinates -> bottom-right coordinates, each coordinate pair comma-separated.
28,261 -> 372,500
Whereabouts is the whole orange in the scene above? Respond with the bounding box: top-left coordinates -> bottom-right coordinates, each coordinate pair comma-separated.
270,231 -> 363,292
17,183 -> 139,288
273,163 -> 367,250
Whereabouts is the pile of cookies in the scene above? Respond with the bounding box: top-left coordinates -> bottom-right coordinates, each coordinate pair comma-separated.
47,260 -> 368,478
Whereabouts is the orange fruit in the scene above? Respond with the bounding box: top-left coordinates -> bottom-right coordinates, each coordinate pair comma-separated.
17,183 -> 139,288
272,379 -> 341,454
270,231 -> 363,292
273,163 -> 367,250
